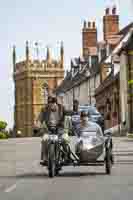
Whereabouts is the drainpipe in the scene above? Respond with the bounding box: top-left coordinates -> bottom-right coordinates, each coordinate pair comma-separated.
89,78 -> 91,105
73,87 -> 75,103
127,50 -> 133,135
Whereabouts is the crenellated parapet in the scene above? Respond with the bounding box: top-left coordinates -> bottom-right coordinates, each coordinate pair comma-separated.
13,41 -> 64,75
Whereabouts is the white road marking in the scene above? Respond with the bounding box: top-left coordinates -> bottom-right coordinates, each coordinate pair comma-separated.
4,184 -> 17,193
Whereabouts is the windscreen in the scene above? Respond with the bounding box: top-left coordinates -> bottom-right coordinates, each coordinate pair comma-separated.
79,106 -> 99,115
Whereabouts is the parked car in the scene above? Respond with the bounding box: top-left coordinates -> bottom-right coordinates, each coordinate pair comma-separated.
79,105 -> 104,132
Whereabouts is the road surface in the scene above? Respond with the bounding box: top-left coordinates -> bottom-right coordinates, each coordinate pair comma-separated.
0,137 -> 133,200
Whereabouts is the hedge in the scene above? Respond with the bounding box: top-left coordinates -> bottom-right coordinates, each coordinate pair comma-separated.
0,132 -> 8,139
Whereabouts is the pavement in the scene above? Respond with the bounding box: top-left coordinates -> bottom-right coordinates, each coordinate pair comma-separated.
0,137 -> 133,200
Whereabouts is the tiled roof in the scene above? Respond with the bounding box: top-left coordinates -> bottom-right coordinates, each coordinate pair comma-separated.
118,22 -> 133,36
95,23 -> 133,96
55,72 -> 72,94
56,23 -> 133,96
55,60 -> 100,94
95,72 -> 119,96
105,27 -> 133,64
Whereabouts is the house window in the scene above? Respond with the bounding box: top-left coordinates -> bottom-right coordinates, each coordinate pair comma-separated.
91,56 -> 98,68
101,48 -> 106,61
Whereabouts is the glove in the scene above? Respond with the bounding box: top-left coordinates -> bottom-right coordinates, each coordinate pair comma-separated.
42,134 -> 49,141
62,133 -> 70,143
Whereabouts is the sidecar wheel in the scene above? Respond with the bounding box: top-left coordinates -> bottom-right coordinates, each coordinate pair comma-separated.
55,168 -> 60,176
105,149 -> 111,175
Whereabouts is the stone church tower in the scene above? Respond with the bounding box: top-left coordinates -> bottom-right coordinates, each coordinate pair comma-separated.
13,41 -> 64,137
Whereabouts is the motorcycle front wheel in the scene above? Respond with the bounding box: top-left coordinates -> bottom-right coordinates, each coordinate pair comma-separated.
48,144 -> 56,178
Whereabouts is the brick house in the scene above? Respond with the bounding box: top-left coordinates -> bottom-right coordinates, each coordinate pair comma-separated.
56,57 -> 100,109
56,6 -> 123,110
95,23 -> 133,132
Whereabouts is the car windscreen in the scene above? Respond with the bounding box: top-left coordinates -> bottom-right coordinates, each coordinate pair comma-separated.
79,106 -> 99,115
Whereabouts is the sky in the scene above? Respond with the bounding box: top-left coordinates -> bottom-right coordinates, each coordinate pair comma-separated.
0,0 -> 132,129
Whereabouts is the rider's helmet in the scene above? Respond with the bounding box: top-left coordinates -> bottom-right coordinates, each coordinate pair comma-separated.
51,97 -> 57,104
48,96 -> 53,104
80,110 -> 88,118
49,97 -> 58,112
80,110 -> 89,123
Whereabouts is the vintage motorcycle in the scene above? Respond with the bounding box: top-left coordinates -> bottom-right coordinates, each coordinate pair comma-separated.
40,122 -> 113,178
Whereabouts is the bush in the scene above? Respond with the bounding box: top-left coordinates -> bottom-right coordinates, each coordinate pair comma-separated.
0,121 -> 7,131
0,132 -> 8,139
4,131 -> 10,138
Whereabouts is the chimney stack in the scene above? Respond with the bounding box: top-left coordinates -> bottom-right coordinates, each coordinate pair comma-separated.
82,21 -> 97,59
103,6 -> 119,42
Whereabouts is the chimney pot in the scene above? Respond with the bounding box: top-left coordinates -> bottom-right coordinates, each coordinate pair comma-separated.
105,7 -> 109,15
112,6 -> 116,15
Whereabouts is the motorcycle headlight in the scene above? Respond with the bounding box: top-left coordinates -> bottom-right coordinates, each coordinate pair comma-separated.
48,135 -> 58,141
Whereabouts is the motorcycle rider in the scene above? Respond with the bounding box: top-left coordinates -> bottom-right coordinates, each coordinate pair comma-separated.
36,96 -> 70,164
76,110 -> 103,137
75,111 -> 114,165
75,110 -> 103,155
